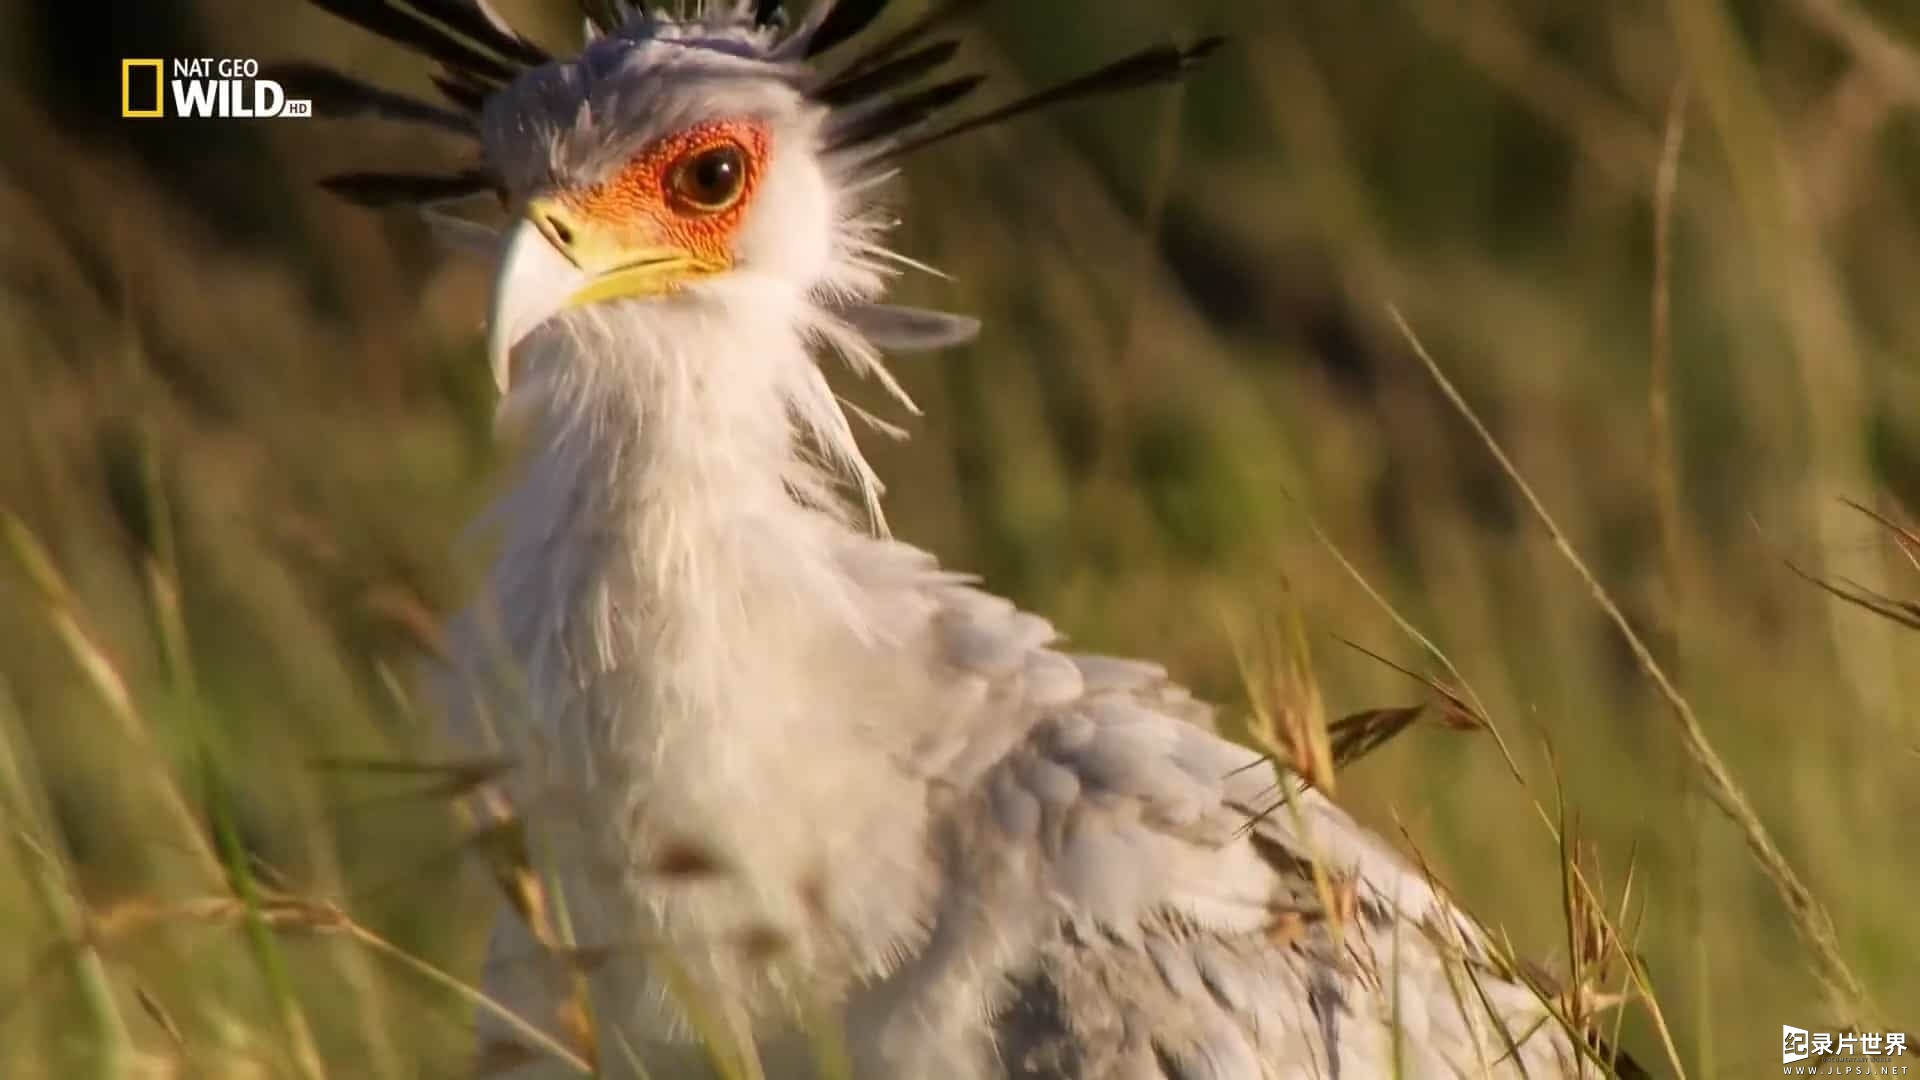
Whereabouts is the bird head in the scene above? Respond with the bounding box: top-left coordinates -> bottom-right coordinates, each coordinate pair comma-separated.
287,0 -> 1219,514
479,24 -> 848,395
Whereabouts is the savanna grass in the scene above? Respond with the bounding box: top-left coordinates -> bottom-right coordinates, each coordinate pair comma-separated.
0,0 -> 1917,1074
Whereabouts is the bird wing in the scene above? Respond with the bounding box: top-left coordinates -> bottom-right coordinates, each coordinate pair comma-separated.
866,562 -> 1584,1079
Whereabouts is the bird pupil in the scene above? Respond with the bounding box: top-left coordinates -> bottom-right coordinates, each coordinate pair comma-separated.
696,155 -> 732,190
681,146 -> 741,207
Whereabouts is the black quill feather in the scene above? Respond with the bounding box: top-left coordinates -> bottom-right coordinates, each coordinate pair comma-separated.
829,0 -> 984,80
881,37 -> 1224,159
405,0 -> 549,66
306,0 -> 519,82
266,63 -> 478,133
578,0 -> 625,34
803,0 -> 890,60
430,68 -> 491,113
319,169 -> 497,207
825,73 -> 985,151
815,40 -> 961,107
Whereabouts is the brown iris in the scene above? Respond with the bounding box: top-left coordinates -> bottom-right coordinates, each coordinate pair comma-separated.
666,142 -> 748,214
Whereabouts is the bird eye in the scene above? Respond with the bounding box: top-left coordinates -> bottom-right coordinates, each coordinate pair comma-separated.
666,142 -> 748,214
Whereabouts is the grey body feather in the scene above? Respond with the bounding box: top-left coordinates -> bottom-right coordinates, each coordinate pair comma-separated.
460,515 -> 1577,1077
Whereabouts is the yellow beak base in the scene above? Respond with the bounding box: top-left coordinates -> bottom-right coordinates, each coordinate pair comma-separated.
487,206 -> 728,395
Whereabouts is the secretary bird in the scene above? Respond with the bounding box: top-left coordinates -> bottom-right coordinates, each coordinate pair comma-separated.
282,1 -> 1608,1075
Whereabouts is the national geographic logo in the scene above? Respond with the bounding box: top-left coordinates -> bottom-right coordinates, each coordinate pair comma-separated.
120,58 -> 311,119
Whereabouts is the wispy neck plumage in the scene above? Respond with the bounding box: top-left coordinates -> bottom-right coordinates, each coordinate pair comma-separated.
495,290 -> 872,741
473,295 -> 941,1036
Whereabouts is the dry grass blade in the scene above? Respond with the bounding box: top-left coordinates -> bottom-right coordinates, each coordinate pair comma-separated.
346,917 -> 593,1075
1841,497 -> 1920,571
312,753 -> 516,802
1788,0 -> 1920,111
1547,751 -> 1630,1061
1768,499 -> 1920,632
56,888 -> 593,1074
1391,816 -> 1634,1078
1388,306 -> 1873,1031
1232,601 -> 1336,793
1649,78 -> 1691,606
0,511 -> 225,887
0,691 -> 134,1074
206,757 -> 328,1080
1333,636 -> 1490,732
1413,877 -> 1535,1078
1645,74 -> 1714,1079
455,785 -> 600,1065
133,983 -> 186,1055
1273,498 -> 1670,1068
1279,488 -> 1530,786
1784,561 -> 1920,631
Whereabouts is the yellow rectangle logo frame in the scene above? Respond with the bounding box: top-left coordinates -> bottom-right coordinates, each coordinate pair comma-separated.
121,60 -> 163,118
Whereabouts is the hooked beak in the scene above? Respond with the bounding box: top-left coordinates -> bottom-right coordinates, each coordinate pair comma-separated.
486,197 -> 726,394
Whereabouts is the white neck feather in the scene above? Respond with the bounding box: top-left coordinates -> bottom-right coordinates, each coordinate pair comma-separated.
469,292 -> 933,1017
495,293 -> 864,801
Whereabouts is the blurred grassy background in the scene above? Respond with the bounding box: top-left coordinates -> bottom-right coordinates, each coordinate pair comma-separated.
0,0 -> 1916,1074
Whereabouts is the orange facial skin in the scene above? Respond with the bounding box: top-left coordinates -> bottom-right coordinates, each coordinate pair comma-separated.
559,119 -> 771,268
